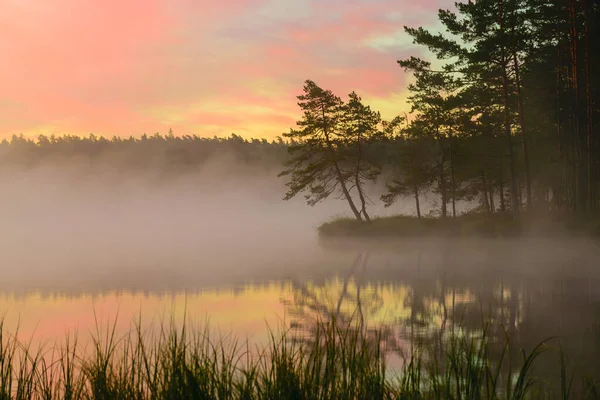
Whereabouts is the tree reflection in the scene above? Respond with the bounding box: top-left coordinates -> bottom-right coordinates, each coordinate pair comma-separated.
282,242 -> 600,387
284,252 -> 393,347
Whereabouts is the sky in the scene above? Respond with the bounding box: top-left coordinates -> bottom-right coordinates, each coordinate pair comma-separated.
1,0 -> 452,140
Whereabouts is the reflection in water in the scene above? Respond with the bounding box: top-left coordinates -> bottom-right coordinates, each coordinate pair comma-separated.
0,238 -> 599,392
285,252 -> 379,332
282,241 -> 600,390
0,286 -> 289,349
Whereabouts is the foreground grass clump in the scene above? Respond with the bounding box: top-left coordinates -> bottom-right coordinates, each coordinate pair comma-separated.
0,315 -> 593,399
318,211 -> 600,238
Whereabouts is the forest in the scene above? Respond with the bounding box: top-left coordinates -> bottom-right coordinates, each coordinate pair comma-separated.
0,133 -> 287,173
2,0 -> 598,226
281,0 -> 600,222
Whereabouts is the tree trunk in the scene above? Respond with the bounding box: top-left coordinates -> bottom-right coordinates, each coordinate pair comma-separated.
569,0 -> 584,212
499,160 -> 506,212
354,131 -> 371,222
410,158 -> 422,219
449,129 -> 457,218
440,163 -> 447,218
513,53 -> 533,210
436,131 -> 447,218
357,186 -> 371,222
490,183 -> 496,214
322,105 -> 363,221
414,186 -> 421,220
584,0 -> 594,212
498,0 -> 519,218
329,146 -> 362,221
482,171 -> 491,214
501,67 -> 520,217
557,46 -> 566,211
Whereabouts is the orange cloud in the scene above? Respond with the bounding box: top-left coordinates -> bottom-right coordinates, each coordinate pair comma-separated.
0,0 -> 454,139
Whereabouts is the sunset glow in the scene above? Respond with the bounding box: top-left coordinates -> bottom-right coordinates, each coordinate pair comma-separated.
1,0 -> 450,139
0,280 -> 420,347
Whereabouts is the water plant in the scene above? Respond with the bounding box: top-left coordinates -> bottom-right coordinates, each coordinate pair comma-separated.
0,314 -> 594,399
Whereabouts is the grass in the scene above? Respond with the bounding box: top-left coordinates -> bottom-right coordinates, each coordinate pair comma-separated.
318,211 -> 600,238
0,313 -> 595,399
318,213 -> 520,238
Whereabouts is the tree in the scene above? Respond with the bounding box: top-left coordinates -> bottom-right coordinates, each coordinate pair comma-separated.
381,116 -> 436,219
397,57 -> 464,218
340,92 -> 383,222
278,80 -> 364,221
403,0 -> 528,217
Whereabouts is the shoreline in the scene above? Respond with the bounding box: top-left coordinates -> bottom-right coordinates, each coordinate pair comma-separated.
317,212 -> 600,239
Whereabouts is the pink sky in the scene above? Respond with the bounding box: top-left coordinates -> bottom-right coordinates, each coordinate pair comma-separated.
1,0 -> 452,139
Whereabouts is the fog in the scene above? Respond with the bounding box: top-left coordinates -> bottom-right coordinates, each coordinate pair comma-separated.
1,153 -> 599,297
0,154 -> 393,294
3,153 -> 600,387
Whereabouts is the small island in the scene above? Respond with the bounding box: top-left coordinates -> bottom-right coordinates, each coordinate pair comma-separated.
317,212 -> 600,238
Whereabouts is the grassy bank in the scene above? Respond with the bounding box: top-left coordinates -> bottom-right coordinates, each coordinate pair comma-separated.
0,315 -> 594,399
318,212 -> 600,238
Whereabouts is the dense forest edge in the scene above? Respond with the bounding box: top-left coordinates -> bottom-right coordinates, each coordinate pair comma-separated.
277,0 -> 600,237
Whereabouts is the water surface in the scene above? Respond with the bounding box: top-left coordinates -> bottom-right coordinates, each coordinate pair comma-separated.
2,236 -> 600,385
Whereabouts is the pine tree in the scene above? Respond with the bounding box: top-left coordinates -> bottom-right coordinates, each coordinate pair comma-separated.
403,0 -> 527,217
381,116 -> 436,219
397,57 -> 463,218
340,92 -> 383,222
278,80 -> 363,221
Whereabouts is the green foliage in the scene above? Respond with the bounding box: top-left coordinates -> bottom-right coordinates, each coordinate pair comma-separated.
399,0 -> 600,215
341,92 -> 382,184
279,81 -> 383,221
279,80 -> 350,206
341,92 -> 384,221
276,0 -> 600,220
0,314 -> 593,399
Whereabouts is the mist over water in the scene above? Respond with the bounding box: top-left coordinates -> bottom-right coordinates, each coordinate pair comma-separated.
0,156 -> 407,294
1,156 -> 600,386
0,163 -> 308,288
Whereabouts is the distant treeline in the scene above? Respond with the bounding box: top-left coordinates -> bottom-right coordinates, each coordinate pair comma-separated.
0,133 -> 288,172
280,0 -> 600,221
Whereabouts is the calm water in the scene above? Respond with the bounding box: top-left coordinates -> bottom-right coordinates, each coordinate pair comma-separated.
2,236 -> 600,382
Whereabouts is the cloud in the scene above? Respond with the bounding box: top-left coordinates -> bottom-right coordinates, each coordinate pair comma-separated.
0,0 -> 455,138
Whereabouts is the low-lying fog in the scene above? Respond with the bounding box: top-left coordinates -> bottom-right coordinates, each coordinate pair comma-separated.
0,156 -> 381,291
0,155 -> 599,295
1,149 -> 599,392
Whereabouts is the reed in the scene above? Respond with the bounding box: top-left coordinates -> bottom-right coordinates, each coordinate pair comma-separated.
0,314 -> 594,399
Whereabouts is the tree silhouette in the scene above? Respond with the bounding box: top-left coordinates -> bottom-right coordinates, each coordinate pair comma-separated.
278,80 -> 364,221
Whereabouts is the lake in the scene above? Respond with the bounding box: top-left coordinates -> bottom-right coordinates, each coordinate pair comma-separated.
2,234 -> 599,390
